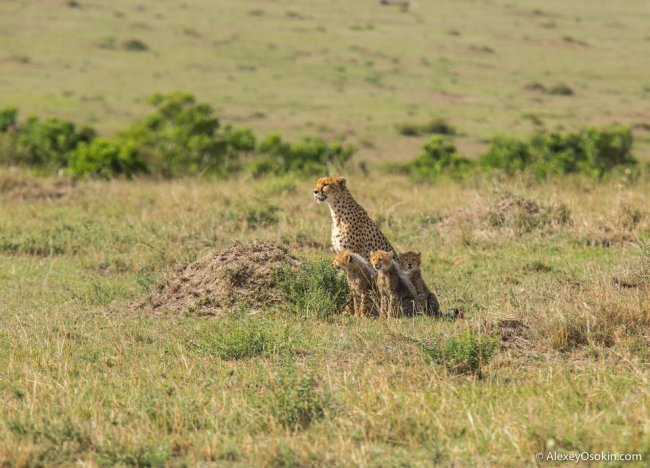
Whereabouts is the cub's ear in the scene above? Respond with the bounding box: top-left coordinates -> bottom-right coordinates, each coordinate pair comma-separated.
388,251 -> 394,259
416,252 -> 422,259
336,177 -> 347,188
345,252 -> 351,262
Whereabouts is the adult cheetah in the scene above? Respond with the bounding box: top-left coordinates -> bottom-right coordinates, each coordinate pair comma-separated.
313,176 -> 395,261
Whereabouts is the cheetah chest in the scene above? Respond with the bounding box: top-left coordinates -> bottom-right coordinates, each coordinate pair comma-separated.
347,270 -> 373,293
332,220 -> 355,253
376,271 -> 397,294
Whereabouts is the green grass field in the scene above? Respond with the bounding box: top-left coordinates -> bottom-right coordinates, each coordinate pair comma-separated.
1,0 -> 649,160
1,0 -> 650,466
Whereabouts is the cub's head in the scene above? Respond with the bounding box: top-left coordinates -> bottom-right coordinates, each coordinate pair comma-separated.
399,252 -> 422,274
332,250 -> 352,270
370,250 -> 393,272
313,176 -> 347,203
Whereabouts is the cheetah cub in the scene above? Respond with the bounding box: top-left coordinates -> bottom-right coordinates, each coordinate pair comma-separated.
399,251 -> 461,319
398,252 -> 440,315
333,250 -> 377,317
369,250 -> 418,318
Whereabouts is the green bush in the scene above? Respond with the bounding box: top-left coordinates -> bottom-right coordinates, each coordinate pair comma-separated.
395,136 -> 473,180
15,117 -> 96,169
222,125 -> 256,152
479,136 -> 532,174
477,126 -> 636,179
0,107 -> 18,132
418,331 -> 498,375
396,118 -> 455,137
120,92 -> 255,177
530,126 -> 636,178
67,138 -> 147,178
0,95 -> 356,178
274,258 -> 349,319
252,134 -> 355,176
122,39 -> 149,52
546,83 -> 574,96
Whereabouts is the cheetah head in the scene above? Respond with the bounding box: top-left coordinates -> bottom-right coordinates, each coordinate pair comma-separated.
313,176 -> 347,203
332,250 -> 352,270
370,250 -> 393,272
398,251 -> 422,274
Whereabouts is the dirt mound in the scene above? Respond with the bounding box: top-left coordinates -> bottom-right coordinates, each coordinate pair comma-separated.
495,319 -> 530,351
440,193 -> 571,239
135,243 -> 299,316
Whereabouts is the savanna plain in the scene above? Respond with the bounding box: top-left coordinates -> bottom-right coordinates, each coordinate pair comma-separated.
0,0 -> 649,466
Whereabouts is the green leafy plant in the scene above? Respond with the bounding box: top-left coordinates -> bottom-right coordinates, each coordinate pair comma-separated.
264,363 -> 332,429
122,39 -> 149,51
479,136 -> 532,174
67,138 -> 147,178
187,316 -> 282,360
251,134 -> 355,176
394,136 -> 473,180
530,126 -> 636,178
274,258 -> 349,319
418,332 -> 498,375
16,117 -> 96,169
120,92 -> 255,177
0,107 -> 18,132
475,126 -> 636,179
396,117 -> 455,137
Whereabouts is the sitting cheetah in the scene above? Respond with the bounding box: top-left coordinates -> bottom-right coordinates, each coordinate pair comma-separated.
399,251 -> 461,319
370,250 -> 418,318
399,252 -> 440,315
313,176 -> 396,261
333,250 -> 377,317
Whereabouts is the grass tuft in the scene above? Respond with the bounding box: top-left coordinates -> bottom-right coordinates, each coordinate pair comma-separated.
274,258 -> 349,319
264,363 -> 332,430
187,315 -> 293,360
417,331 -> 498,375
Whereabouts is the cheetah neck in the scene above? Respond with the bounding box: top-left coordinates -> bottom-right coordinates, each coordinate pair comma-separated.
406,268 -> 422,281
326,190 -> 368,222
406,269 -> 426,289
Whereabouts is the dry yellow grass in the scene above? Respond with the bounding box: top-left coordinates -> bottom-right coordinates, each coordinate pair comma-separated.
0,170 -> 648,465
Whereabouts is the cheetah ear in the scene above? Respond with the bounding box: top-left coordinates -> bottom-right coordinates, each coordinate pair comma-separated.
336,177 -> 347,188
345,252 -> 351,262
388,251 -> 394,259
416,252 -> 422,260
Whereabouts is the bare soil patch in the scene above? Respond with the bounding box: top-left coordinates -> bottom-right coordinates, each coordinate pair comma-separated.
495,319 -> 531,351
134,243 -> 299,316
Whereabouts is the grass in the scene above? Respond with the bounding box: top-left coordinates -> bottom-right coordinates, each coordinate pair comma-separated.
0,172 -> 649,465
0,0 -> 649,162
